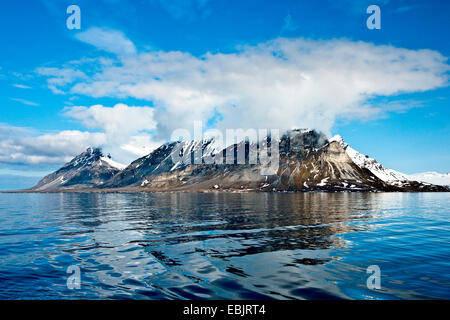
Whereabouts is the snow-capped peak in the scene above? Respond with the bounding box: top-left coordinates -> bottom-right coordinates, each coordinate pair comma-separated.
329,135 -> 347,148
329,135 -> 409,182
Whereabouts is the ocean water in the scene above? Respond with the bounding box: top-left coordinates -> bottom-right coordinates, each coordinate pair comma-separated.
0,192 -> 448,300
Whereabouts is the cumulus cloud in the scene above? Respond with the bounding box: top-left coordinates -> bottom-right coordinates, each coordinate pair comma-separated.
40,35 -> 450,138
65,103 -> 156,137
0,104 -> 160,167
16,31 -> 450,170
0,124 -> 106,165
75,27 -> 137,56
65,103 -> 159,162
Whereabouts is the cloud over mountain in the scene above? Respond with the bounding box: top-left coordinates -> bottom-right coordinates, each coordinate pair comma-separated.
0,104 -> 159,166
65,103 -> 159,162
65,103 -> 156,139
8,29 -> 449,169
40,31 -> 449,140
0,124 -> 106,165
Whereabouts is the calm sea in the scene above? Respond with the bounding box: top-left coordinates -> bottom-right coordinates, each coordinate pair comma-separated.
0,192 -> 449,299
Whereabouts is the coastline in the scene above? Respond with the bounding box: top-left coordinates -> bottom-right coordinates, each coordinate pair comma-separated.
2,187 -> 449,194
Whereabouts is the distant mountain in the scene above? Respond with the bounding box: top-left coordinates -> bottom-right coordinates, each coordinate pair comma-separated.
406,172 -> 450,186
30,130 -> 449,192
31,147 -> 124,191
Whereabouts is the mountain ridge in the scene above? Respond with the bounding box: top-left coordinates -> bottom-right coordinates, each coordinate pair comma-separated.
406,172 -> 450,186
31,147 -> 123,191
27,130 -> 449,192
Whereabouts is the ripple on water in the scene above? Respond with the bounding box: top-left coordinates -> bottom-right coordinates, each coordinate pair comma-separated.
0,192 -> 449,299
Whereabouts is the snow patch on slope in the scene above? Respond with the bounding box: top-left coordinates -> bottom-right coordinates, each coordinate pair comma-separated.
100,157 -> 126,170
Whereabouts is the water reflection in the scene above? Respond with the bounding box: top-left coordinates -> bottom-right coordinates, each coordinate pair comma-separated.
0,192 -> 448,299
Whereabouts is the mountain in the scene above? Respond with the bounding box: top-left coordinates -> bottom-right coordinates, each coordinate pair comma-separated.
329,135 -> 409,182
103,139 -> 220,188
406,172 -> 450,186
31,147 -> 125,191
120,130 -> 446,192
30,130 -> 449,192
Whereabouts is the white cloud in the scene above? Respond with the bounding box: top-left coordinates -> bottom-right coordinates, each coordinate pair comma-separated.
65,103 -> 156,137
40,35 -> 449,138
36,67 -> 87,94
120,134 -> 163,158
12,84 -> 31,89
75,27 -> 137,56
0,104 -> 160,167
0,128 -> 106,165
20,32 -> 450,170
64,103 -> 159,162
10,98 -> 39,106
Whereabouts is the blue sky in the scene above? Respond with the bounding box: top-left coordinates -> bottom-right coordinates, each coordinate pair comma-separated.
0,0 -> 449,185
